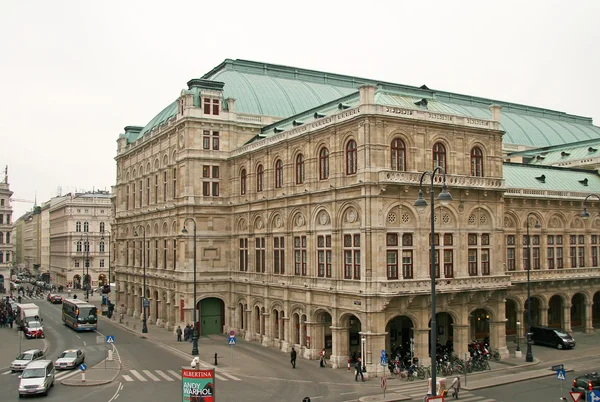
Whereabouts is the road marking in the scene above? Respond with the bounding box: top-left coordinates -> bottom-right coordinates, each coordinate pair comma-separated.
215,373 -> 228,381
155,370 -> 175,381
122,375 -> 133,382
56,369 -> 81,381
168,369 -> 180,379
220,371 -> 241,381
142,370 -> 160,381
83,341 -> 87,346
129,370 -> 147,381
340,391 -> 358,395
2,370 -> 13,375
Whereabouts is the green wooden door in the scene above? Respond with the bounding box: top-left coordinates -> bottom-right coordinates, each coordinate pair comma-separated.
200,298 -> 223,335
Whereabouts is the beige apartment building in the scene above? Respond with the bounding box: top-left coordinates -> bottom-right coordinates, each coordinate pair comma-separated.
48,191 -> 112,288
0,169 -> 14,291
112,59 -> 600,373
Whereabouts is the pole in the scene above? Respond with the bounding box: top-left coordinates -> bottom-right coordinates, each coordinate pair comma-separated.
192,220 -> 198,356
140,226 -> 148,334
525,213 -> 534,362
429,173 -> 437,396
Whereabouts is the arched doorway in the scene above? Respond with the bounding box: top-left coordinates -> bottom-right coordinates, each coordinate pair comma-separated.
386,316 -> 414,357
593,292 -> 600,327
548,295 -> 563,328
429,312 -> 454,353
523,297 -> 542,328
316,311 -> 332,352
73,275 -> 81,289
571,293 -> 586,330
347,314 -> 362,358
505,299 -> 518,336
98,274 -> 106,286
197,298 -> 225,336
470,309 -> 491,341
254,306 -> 261,335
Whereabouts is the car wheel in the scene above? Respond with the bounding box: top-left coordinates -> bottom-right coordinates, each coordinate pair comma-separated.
51,379 -> 54,387
557,343 -> 563,350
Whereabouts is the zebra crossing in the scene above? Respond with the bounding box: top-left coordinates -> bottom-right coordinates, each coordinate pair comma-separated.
386,381 -> 497,401
2,368 -> 81,382
121,369 -> 241,382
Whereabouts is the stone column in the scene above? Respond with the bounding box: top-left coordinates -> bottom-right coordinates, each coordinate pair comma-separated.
281,316 -> 291,352
330,326 -> 349,369
489,321 -> 509,359
452,325 -> 469,361
262,312 -> 271,347
540,307 -> 549,326
585,302 -> 594,334
362,332 -> 387,378
563,303 -> 572,332
413,329 -> 431,366
305,321 -> 320,359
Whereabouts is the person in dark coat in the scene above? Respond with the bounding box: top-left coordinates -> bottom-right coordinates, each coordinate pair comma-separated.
176,326 -> 182,341
290,347 -> 297,368
184,325 -> 190,341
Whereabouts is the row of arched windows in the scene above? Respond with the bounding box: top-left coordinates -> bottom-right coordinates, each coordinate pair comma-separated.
75,222 -> 106,233
239,140 -> 358,194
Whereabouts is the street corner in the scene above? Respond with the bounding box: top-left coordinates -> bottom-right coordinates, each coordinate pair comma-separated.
61,358 -> 122,387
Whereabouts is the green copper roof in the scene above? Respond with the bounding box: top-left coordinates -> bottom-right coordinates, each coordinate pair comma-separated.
127,59 -> 600,147
513,139 -> 600,166
503,163 -> 600,192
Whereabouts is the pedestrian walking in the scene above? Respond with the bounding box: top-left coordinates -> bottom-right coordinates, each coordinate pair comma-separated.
319,348 -> 326,367
184,325 -> 190,341
451,376 -> 461,399
355,358 -> 364,382
188,323 -> 194,342
290,347 -> 297,368
176,326 -> 183,342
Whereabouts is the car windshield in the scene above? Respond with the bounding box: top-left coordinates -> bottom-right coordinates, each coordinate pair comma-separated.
77,308 -> 97,323
60,352 -> 77,359
22,368 -> 46,378
16,353 -> 34,361
554,329 -> 570,338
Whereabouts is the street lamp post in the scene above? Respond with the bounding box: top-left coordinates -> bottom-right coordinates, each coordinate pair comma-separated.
414,166 -> 452,396
134,226 -> 148,333
361,336 -> 366,372
79,233 -> 90,300
525,212 -> 539,363
182,218 -> 199,356
101,232 -> 111,288
516,320 -> 521,352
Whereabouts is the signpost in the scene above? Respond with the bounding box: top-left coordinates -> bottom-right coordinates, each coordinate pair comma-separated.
229,330 -> 236,369
181,368 -> 214,402
380,350 -> 387,398
143,298 -> 150,308
105,336 -> 115,367
569,391 -> 583,402
553,364 -> 566,400
589,390 -> 600,402
80,363 -> 87,383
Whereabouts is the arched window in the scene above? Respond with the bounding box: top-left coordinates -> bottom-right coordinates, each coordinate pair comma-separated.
83,222 -> 89,232
295,154 -> 305,184
84,241 -> 90,252
319,148 -> 329,180
346,140 -> 357,175
100,241 -> 105,253
100,222 -> 105,233
240,169 -> 247,195
256,165 -> 264,192
391,138 -> 406,171
471,146 -> 484,177
275,159 -> 283,188
76,222 -> 81,232
433,142 -> 447,171
76,241 -> 82,252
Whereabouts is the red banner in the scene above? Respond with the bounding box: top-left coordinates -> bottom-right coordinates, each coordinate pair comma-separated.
180,299 -> 185,322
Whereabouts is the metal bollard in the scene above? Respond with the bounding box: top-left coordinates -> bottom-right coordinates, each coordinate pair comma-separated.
214,353 -> 218,366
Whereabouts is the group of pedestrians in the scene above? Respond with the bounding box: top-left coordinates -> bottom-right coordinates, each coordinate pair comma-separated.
0,297 -> 16,328
175,324 -> 197,342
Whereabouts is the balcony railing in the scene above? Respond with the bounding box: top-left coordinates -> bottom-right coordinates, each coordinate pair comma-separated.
508,267 -> 600,282
380,171 -> 504,190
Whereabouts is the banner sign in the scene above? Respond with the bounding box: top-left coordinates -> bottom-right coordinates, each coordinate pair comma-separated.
182,368 -> 215,402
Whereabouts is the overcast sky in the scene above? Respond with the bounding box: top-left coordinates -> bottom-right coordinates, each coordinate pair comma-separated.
2,1 -> 599,220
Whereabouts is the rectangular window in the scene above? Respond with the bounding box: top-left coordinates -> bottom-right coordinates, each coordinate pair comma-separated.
212,166 -> 219,178
173,167 -> 177,198
125,241 -> 129,265
173,239 -> 177,269
154,240 -> 158,268
203,182 -> 210,196
146,177 -> 150,205
100,259 -> 104,268
556,247 -> 563,269
212,131 -> 220,150
402,250 -> 413,279
343,234 -> 361,280
317,235 -> 332,278
443,249 -> 453,278
570,247 -> 577,268
163,171 -> 167,202
430,249 -> 440,278
75,260 -> 80,268
468,249 -> 478,276
203,98 -> 211,114
212,99 -> 220,115
132,183 -> 136,208
154,175 -> 158,204
239,238 -> 248,271
163,240 -> 167,269
203,130 -> 210,149
481,249 -> 490,275
578,246 -> 585,267
212,182 -> 219,196
126,185 -> 130,210
507,248 -> 515,271
274,237 -> 285,274
255,238 -> 266,273
203,166 -> 210,178
0,214 -> 4,224
547,248 -> 555,269
592,245 -> 599,267
386,250 -> 398,280
294,236 -> 307,276
139,180 -> 142,207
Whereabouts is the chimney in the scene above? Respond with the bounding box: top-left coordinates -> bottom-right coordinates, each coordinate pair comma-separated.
226,98 -> 236,113
489,104 -> 502,122
359,84 -> 377,105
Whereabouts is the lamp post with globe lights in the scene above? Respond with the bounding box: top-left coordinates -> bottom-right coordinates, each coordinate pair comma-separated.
182,218 -> 199,356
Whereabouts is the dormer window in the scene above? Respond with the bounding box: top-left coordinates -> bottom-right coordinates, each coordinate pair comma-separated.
204,98 -> 211,114
212,99 -> 220,115
203,98 -> 220,115
561,151 -> 570,157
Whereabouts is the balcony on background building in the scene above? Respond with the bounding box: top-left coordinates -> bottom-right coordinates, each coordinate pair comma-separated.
508,266 -> 600,282
380,171 -> 504,191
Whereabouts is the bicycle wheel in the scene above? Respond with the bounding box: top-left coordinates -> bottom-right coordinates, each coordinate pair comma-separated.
408,373 -> 415,381
493,352 -> 501,361
417,368 -> 426,380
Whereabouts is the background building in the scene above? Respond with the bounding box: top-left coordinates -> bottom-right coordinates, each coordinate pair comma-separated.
112,59 -> 600,372
0,167 -> 14,291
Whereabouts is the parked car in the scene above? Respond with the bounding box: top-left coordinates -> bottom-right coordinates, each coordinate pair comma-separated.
530,326 -> 575,349
572,372 -> 600,393
24,321 -> 44,339
55,349 -> 85,370
17,360 -> 55,397
10,349 -> 44,372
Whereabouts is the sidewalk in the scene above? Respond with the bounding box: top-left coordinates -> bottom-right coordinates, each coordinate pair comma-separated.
61,358 -> 121,386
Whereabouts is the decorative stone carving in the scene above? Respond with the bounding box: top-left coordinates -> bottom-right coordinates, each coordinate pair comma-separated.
239,218 -> 247,231
296,215 -> 305,227
346,209 -> 357,223
468,215 -> 476,225
442,214 -> 450,225
458,204 -> 465,213
401,213 -> 410,224
319,212 -> 329,225
274,215 -> 282,228
479,215 -> 487,225
256,217 -> 264,229
387,212 -> 397,224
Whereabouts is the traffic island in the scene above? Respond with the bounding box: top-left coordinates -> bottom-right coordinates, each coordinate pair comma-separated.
61,359 -> 121,387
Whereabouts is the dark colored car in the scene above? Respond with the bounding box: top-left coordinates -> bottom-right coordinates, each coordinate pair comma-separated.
530,326 -> 575,349
50,295 -> 63,304
572,372 -> 600,393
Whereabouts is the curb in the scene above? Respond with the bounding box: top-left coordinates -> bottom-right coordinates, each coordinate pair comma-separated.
462,368 -> 573,391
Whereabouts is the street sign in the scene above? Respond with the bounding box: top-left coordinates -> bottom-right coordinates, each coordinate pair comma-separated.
380,356 -> 387,366
556,369 -> 566,380
552,364 -> 564,371
143,298 -> 150,308
590,390 -> 600,402
381,377 -> 387,389
229,330 -> 235,337
228,337 -> 236,345
79,363 -> 87,371
569,392 -> 583,402
105,335 -> 115,344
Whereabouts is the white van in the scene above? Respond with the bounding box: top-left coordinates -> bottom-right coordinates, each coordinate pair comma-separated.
18,360 -> 55,397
